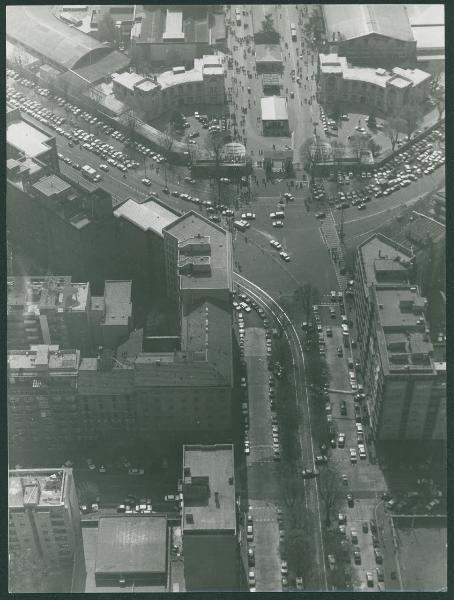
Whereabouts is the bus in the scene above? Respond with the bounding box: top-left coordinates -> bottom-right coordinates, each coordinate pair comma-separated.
81,165 -> 100,182
290,23 -> 297,41
234,220 -> 249,232
235,8 -> 241,26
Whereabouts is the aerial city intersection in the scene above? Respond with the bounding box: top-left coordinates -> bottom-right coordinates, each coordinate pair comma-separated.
7,3 -> 446,594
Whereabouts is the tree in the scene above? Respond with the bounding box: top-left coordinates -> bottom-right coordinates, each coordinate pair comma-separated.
383,114 -> 404,152
432,86 -> 445,121
349,132 -> 371,160
331,139 -> 345,175
161,123 -> 176,154
76,480 -> 100,506
399,105 -> 422,140
293,284 -> 321,324
123,110 -> 138,145
98,11 -> 117,45
368,138 -> 382,157
262,13 -> 275,33
205,131 -> 228,205
300,136 -> 326,188
318,468 -> 342,527
367,111 -> 377,129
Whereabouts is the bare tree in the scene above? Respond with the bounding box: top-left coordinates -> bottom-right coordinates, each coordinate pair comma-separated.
262,13 -> 275,33
123,110 -> 138,146
293,283 -> 321,324
349,132 -> 371,160
399,105 -> 422,140
318,468 -> 343,527
432,86 -> 445,121
161,123 -> 176,154
300,136 -> 327,188
205,131 -> 228,205
331,139 -> 345,175
383,114 -> 404,152
98,11 -> 117,45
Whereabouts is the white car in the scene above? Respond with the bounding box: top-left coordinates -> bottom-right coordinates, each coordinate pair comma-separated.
270,239 -> 282,250
141,178 -> 152,186
272,220 -> 284,227
242,212 -> 256,220
128,468 -> 145,475
281,560 -> 288,575
358,444 -> 367,459
248,569 -> 256,588
349,448 -> 357,463
99,164 -> 109,172
87,458 -> 96,470
279,251 -> 291,262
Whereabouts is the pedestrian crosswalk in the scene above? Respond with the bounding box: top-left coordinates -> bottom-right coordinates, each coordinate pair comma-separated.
319,212 -> 348,290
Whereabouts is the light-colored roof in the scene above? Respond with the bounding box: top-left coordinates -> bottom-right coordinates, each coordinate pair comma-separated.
319,54 -> 431,89
32,175 -> 71,197
411,25 -> 445,51
96,516 -> 167,575
6,4 -> 110,70
114,199 -> 179,237
164,212 -> 233,292
8,346 -> 80,373
183,444 -> 236,533
406,4 -> 444,26
103,281 -> 132,327
358,234 -> 411,288
7,120 -> 52,157
112,71 -> 148,92
261,96 -> 288,121
255,44 -> 282,63
9,469 -> 67,508
163,9 -> 184,40
323,4 -> 414,43
158,66 -> 203,90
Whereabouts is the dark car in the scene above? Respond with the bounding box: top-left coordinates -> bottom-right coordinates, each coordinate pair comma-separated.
376,567 -> 384,582
362,521 -> 369,533
347,493 -> 354,507
353,546 -> 361,564
374,549 -> 383,564
315,212 -> 326,219
372,534 -> 380,548
340,401 -> 347,416
370,519 -> 377,534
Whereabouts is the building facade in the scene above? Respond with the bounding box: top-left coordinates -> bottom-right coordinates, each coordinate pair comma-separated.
182,444 -> 239,591
318,53 -> 431,114
321,4 -> 417,69
354,234 -> 446,441
112,55 -> 225,119
260,96 -> 290,136
9,467 -> 85,583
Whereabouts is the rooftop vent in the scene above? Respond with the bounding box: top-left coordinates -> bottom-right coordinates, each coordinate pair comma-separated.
228,477 -> 234,485
185,513 -> 194,524
215,491 -> 220,508
184,467 -> 191,477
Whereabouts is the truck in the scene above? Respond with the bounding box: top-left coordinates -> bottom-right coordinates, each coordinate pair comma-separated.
290,23 -> 297,41
81,164 -> 100,182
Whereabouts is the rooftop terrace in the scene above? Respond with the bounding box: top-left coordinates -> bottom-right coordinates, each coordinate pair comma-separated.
114,198 -> 179,237
7,276 -> 89,314
9,468 -> 66,508
8,345 -> 80,373
358,234 -> 411,289
103,280 -> 132,327
182,444 -> 236,533
7,120 -> 52,157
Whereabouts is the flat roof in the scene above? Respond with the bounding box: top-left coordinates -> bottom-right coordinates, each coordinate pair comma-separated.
8,346 -> 80,373
165,212 -> 232,292
376,288 -> 425,329
319,53 -> 431,88
261,96 -> 288,121
255,44 -> 282,63
32,175 -> 72,197
104,280 -> 132,327
8,276 -> 89,313
114,198 -> 179,237
358,234 -> 411,288
7,120 -> 52,157
411,25 -> 445,51
95,516 -> 167,575
183,445 -> 236,533
182,298 -> 233,384
112,71 -> 147,92
9,469 -> 66,508
163,9 -> 184,40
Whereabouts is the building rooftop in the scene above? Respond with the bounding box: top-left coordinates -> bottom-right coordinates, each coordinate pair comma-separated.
8,346 -> 80,373
181,299 -> 233,385
358,234 -> 412,288
182,445 -> 236,533
261,96 -> 288,121
255,44 -> 282,63
162,9 -> 184,40
6,4 -> 111,70
112,71 -> 148,92
95,516 -> 167,575
406,4 -> 444,27
158,65 -> 204,90
319,53 -> 431,88
9,468 -> 67,508
7,276 -> 89,314
199,54 -> 224,76
7,120 -> 52,157
375,287 -> 427,330
322,4 -> 414,43
114,198 -> 179,237
412,25 -> 445,52
103,280 -> 132,327
164,212 -> 232,292
32,175 -> 72,198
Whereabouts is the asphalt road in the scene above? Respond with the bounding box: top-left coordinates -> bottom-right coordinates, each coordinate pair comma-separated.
235,271 -> 328,591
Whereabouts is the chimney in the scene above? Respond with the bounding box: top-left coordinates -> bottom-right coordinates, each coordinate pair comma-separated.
215,491 -> 220,508
98,347 -> 114,371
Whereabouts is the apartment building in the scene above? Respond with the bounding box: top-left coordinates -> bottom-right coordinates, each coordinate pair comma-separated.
321,4 -> 417,69
8,467 -> 85,587
7,276 -> 91,353
318,53 -> 431,114
182,444 -> 239,591
111,55 -> 225,119
354,234 -> 446,441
